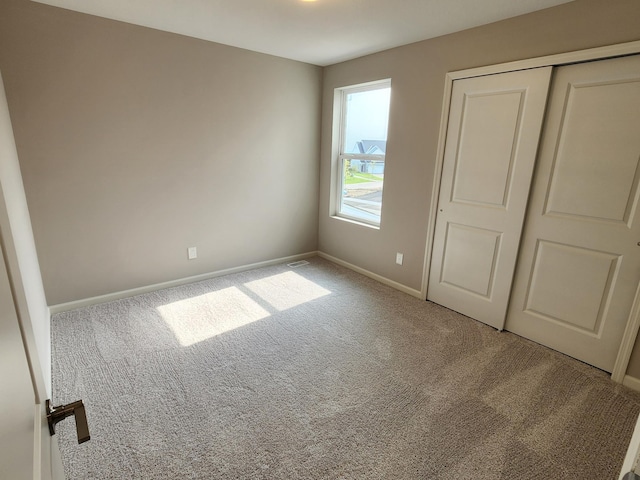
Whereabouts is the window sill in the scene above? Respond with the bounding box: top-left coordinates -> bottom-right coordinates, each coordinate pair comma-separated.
330,215 -> 380,230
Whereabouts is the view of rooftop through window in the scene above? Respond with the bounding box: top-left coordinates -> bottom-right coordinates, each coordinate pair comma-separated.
337,81 -> 391,226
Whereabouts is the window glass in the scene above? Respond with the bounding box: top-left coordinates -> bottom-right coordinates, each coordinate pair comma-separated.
343,87 -> 391,154
336,81 -> 391,226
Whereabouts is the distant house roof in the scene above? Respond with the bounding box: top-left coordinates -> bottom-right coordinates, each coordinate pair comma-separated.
354,140 -> 386,154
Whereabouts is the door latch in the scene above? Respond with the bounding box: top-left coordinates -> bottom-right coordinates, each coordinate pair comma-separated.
46,399 -> 90,444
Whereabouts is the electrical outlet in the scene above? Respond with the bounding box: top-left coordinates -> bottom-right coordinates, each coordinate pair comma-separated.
188,247 -> 197,260
396,252 -> 404,265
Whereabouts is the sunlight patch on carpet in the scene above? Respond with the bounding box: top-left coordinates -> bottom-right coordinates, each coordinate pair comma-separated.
244,271 -> 331,311
157,286 -> 270,346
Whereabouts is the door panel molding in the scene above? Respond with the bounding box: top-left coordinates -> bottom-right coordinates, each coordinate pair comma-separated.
522,240 -> 620,337
543,79 -> 640,225
451,89 -> 525,208
440,223 -> 502,298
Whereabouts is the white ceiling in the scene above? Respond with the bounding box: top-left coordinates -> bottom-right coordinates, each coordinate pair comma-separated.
32,0 -> 574,66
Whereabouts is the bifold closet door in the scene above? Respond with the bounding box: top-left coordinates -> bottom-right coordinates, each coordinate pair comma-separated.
505,55 -> 640,372
428,67 -> 551,329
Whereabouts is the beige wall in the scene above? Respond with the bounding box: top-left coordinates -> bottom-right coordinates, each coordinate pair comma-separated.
318,0 -> 640,375
0,0 -> 322,305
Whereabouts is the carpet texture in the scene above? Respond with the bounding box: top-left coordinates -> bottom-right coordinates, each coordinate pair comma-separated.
52,257 -> 640,479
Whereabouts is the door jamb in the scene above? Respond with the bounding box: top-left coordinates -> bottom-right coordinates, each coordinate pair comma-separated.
613,283 -> 640,383
420,40 -> 640,382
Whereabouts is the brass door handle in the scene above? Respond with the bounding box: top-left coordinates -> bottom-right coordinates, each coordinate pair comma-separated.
46,399 -> 90,444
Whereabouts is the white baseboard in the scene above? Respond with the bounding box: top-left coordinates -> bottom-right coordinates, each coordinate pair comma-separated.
49,251 -> 318,314
623,375 -> 640,393
317,251 -> 423,299
50,251 -> 424,314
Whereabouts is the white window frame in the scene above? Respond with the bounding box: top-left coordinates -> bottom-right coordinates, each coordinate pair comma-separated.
335,79 -> 391,227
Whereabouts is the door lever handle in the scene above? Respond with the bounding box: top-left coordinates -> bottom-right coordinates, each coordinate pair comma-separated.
46,399 -> 91,444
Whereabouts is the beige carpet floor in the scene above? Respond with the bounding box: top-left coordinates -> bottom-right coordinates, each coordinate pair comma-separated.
52,257 -> 640,479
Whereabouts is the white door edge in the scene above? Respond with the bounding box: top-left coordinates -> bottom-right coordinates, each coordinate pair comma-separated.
33,404 -> 42,478
0,69 -> 62,479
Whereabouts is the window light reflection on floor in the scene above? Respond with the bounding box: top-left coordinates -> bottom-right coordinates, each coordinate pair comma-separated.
244,271 -> 331,311
157,271 -> 331,347
157,286 -> 270,347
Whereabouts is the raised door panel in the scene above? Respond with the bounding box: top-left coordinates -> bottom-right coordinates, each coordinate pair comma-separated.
524,241 -> 619,334
452,91 -> 523,207
544,80 -> 640,224
440,224 -> 502,298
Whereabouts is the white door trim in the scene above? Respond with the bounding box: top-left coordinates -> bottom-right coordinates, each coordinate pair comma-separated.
421,39 -> 640,382
612,283 -> 640,383
0,70 -> 62,479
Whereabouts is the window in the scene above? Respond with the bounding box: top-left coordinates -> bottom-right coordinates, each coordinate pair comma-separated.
335,80 -> 391,227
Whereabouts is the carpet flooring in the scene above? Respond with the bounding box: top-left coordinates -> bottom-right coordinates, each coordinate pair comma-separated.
52,257 -> 640,479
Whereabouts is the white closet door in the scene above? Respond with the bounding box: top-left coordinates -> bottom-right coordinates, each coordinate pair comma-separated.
505,55 -> 640,372
428,67 -> 551,329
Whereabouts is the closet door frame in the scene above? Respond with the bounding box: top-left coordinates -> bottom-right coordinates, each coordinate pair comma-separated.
421,40 -> 640,384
